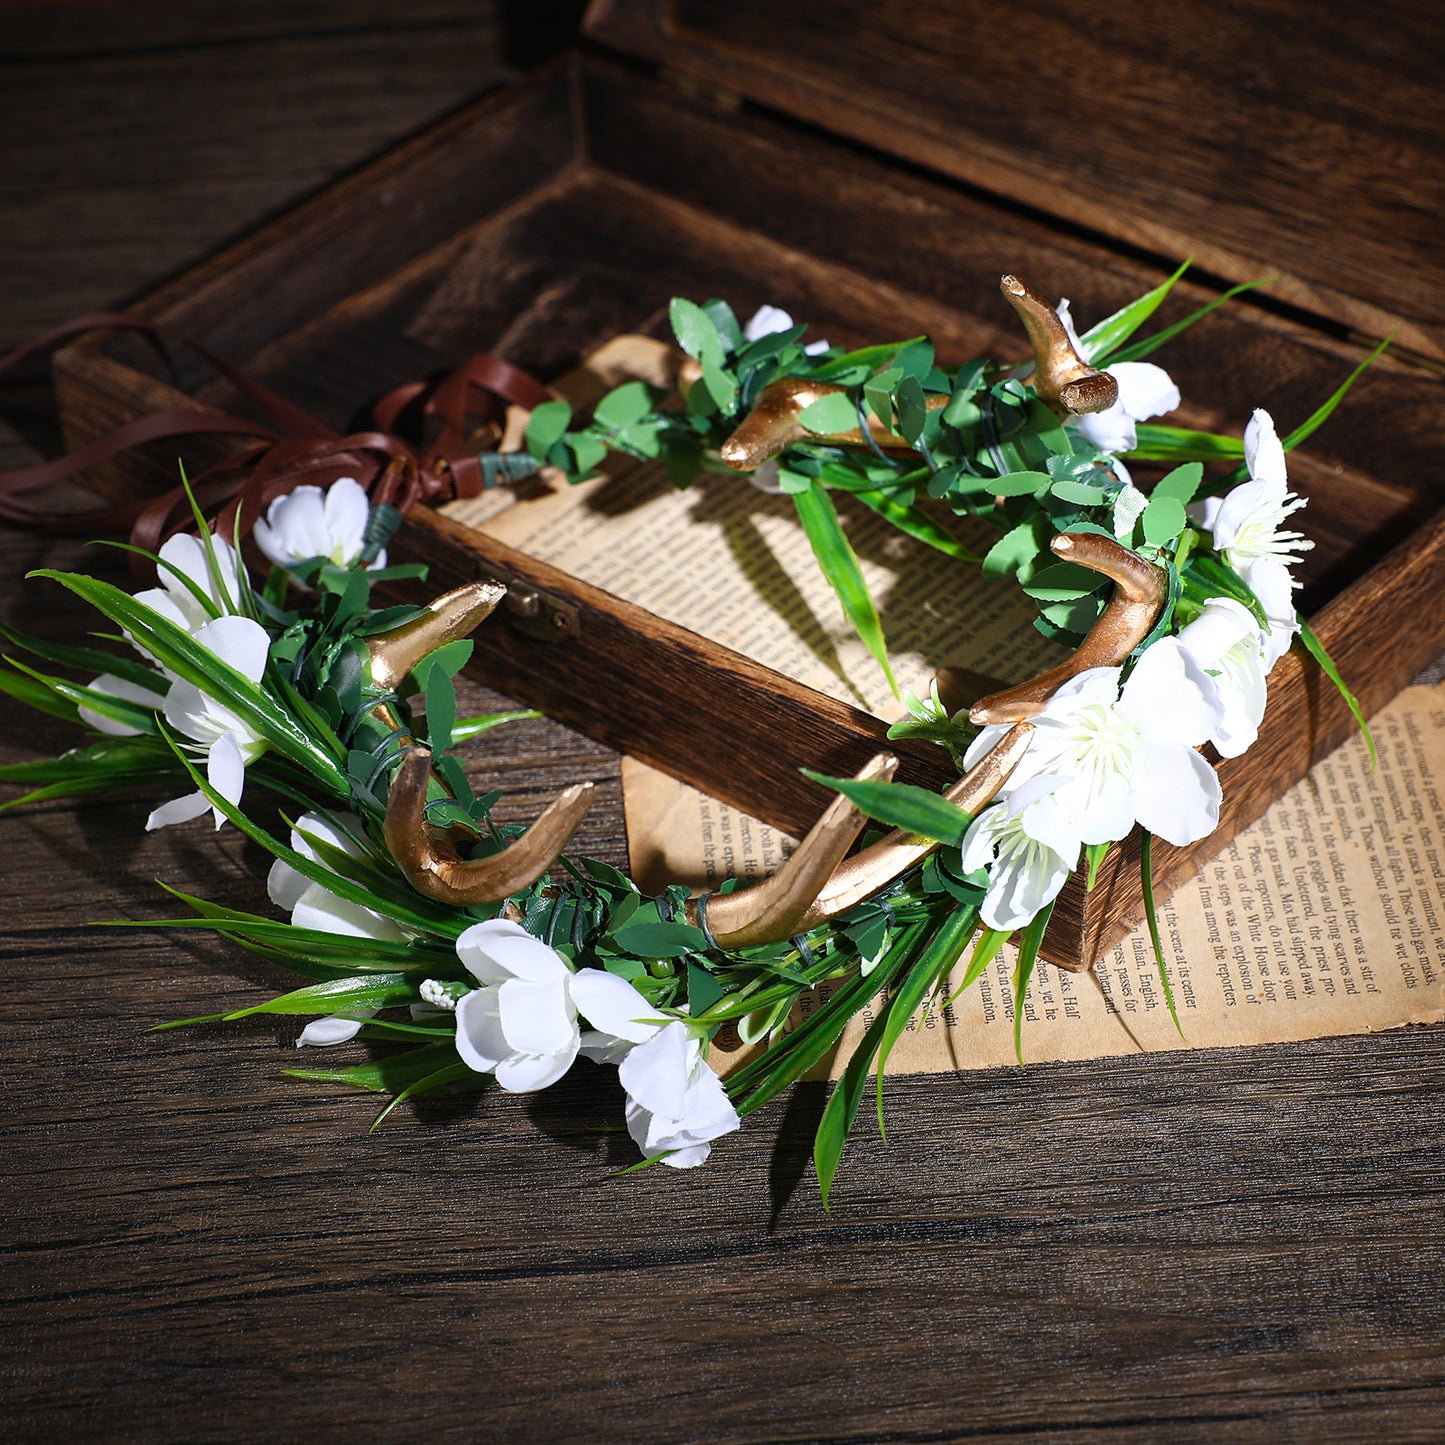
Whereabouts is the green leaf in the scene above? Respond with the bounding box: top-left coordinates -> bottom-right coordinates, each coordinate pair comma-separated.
1011,901 -> 1055,1063
802,770 -> 972,846
991,470 -> 1053,497
864,368 -> 902,430
894,375 -> 927,444
1281,335 -> 1390,452
873,907 -> 976,1134
1141,494 -> 1187,548
29,570 -> 348,792
286,1040 -> 463,1095
568,434 -> 609,476
792,481 -> 897,697
798,391 -> 861,435
700,358 -> 737,412
1298,616 -> 1376,771
982,515 -> 1050,581
808,339 -> 925,383
224,973 -> 414,1021
450,708 -> 540,744
1050,479 -> 1109,507
1128,425 -> 1244,463
1138,831 -> 1182,1037
814,980 -> 901,1208
1151,462 -> 1204,507
524,400 -> 572,459
1079,259 -> 1190,363
593,381 -> 654,430
670,297 -> 725,367
425,667 -> 456,755
611,920 -> 710,959
409,638 -> 472,693
850,489 -> 982,562
686,958 -> 726,1022
1085,841 -> 1110,891
1021,561 -> 1104,602
1107,277 -> 1272,365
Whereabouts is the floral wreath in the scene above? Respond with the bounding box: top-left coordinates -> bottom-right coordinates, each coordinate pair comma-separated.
0,269 -> 1374,1201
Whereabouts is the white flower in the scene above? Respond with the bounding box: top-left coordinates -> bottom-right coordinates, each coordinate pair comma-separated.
133,532 -> 248,637
1196,410 -> 1311,574
616,1022 -> 741,1169
1192,409 -> 1311,668
968,640 -> 1224,851
571,969 -> 740,1168
253,478 -> 381,571
267,811 -> 409,1046
1058,299 -> 1181,455
145,615 -> 270,830
453,919 -> 581,1091
743,303 -> 829,356
77,672 -> 169,736
960,777 -> 1080,932
1174,598 -> 1270,758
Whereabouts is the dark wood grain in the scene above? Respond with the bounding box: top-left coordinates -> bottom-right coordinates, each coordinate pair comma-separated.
47,52 -> 1445,966
588,0 -> 1445,362
3,6 -> 1444,1441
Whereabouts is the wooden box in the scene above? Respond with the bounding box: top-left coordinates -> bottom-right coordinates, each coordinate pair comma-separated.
51,3 -> 1445,970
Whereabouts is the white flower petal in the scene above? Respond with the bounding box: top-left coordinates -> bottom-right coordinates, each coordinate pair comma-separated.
455,918 -> 570,986
145,790 -> 212,831
267,858 -> 310,912
192,615 -> 270,682
743,304 -> 793,340
618,1023 -> 692,1119
1121,638 -> 1222,750
292,886 -> 406,941
496,977 -> 578,1057
324,478 -> 370,556
569,969 -> 661,1045
1111,361 -> 1180,423
78,672 -> 168,735
1243,408 -> 1287,489
206,731 -> 247,827
297,1014 -> 371,1047
454,988 -> 510,1074
1132,742 -> 1222,846
493,1034 -> 579,1093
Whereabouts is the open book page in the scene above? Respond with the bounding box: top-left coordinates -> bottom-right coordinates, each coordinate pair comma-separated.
445,456 -> 1066,718
623,684 -> 1445,1078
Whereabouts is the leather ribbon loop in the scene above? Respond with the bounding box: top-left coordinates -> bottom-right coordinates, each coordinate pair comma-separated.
0,313 -> 550,580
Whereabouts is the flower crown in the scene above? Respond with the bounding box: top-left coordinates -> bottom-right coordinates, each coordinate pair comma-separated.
0,269 -> 1372,1201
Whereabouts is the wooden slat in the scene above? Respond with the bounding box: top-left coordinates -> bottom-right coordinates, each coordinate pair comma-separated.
587,0 -> 1445,361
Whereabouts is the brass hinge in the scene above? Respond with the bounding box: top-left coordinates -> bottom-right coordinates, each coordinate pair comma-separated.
478,567 -> 580,644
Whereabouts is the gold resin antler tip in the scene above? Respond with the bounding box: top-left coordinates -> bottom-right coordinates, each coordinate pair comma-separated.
969,532 -> 1168,725
383,747 -> 594,906
999,274 -> 1119,419
366,580 -> 507,692
687,752 -> 899,950
791,719 -> 1036,932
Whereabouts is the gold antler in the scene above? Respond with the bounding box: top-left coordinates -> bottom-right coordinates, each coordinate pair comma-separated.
382,747 -> 594,906
716,377 -> 946,472
999,275 -> 1118,418
366,581 -> 595,905
683,752 -> 899,949
969,532 -> 1167,724
366,580 -> 506,691
688,724 -> 1034,951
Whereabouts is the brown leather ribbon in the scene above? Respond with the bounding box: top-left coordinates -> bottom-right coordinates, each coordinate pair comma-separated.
0,314 -> 552,579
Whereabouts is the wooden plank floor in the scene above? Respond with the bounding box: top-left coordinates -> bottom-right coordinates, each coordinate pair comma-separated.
2,6 -> 1442,1441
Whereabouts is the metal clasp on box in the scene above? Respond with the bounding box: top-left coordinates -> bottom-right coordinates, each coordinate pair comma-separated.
480,568 -> 579,644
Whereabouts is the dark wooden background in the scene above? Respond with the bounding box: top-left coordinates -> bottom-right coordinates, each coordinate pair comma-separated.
2,5 -> 1442,1441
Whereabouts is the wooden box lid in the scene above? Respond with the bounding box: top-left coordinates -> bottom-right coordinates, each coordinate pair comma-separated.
585,0 -> 1445,362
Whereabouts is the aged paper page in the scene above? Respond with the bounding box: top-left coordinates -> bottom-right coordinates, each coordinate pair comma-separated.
623,686 -> 1445,1077
445,457 -> 1066,718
